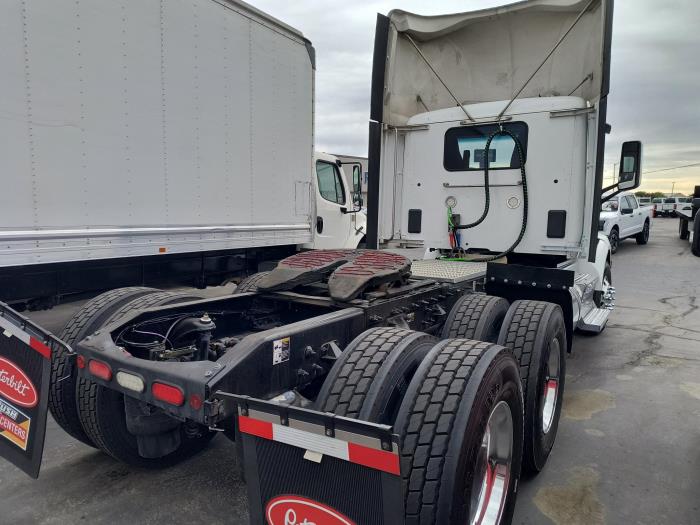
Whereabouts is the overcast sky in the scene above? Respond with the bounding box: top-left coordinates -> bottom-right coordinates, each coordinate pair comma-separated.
252,0 -> 700,194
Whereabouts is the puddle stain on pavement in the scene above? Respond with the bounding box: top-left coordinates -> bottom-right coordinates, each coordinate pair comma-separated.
563,389 -> 615,421
639,355 -> 684,368
680,382 -> 700,400
615,374 -> 633,381
533,467 -> 605,525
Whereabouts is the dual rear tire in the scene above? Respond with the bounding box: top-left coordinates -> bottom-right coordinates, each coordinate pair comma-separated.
315,295 -> 567,522
442,294 -> 567,474
497,300 -> 567,475
315,327 -> 524,524
50,287 -> 157,446
51,288 -> 215,467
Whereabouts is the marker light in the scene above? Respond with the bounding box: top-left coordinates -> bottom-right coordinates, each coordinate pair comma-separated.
88,359 -> 112,381
152,382 -> 185,406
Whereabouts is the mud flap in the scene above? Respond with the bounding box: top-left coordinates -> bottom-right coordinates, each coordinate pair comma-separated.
0,301 -> 64,478
226,395 -> 404,525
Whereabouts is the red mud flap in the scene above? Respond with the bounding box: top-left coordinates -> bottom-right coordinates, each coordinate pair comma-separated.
0,301 -> 65,478
228,395 -> 404,525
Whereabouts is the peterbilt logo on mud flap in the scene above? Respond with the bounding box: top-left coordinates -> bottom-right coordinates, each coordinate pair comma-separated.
265,496 -> 355,525
0,357 -> 38,408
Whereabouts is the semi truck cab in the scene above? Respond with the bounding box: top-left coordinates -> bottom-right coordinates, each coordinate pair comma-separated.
367,0 -> 642,335
310,152 -> 367,250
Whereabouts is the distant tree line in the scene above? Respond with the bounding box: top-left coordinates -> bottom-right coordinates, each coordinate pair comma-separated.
635,191 -> 667,198
635,190 -> 693,198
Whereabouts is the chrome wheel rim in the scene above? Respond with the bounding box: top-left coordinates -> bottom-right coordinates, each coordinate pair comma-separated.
542,338 -> 561,434
469,401 -> 513,525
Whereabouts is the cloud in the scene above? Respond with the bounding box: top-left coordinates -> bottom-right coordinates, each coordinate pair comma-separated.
252,0 -> 700,194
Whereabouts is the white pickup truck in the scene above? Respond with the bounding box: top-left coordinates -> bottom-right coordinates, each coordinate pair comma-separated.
599,193 -> 653,253
658,197 -> 693,217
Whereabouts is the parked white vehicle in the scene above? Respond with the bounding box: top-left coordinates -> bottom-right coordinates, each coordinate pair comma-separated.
0,0 -> 364,308
599,193 -> 653,253
659,197 -> 692,217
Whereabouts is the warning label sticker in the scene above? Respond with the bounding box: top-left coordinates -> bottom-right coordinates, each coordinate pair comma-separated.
272,337 -> 291,365
0,397 -> 30,451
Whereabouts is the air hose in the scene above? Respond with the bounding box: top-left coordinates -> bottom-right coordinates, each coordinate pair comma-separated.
451,127 -> 529,263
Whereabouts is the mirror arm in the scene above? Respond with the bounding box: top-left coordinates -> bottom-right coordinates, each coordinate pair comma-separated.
601,183 -> 625,204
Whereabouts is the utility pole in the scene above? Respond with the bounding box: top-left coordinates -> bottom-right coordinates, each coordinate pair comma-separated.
613,162 -> 618,183
671,181 -> 676,196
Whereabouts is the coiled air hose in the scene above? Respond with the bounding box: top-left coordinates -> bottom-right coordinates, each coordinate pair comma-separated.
452,127 -> 529,262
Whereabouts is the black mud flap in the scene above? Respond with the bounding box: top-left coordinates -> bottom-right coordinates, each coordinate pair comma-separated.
226,395 -> 405,525
0,301 -> 65,478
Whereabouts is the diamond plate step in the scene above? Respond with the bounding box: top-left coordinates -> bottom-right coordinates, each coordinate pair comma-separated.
409,260 -> 487,283
578,307 -> 610,333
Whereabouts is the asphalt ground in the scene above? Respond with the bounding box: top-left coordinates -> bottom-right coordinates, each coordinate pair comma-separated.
1,217 -> 698,524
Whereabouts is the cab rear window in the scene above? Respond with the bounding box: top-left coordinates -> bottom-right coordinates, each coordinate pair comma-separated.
444,122 -> 529,172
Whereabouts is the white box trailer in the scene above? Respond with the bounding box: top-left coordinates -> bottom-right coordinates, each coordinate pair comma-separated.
0,0 -> 336,307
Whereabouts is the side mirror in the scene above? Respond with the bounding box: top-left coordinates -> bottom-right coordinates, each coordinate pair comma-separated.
350,164 -> 364,210
618,141 -> 642,191
352,166 -> 362,192
621,208 -> 633,215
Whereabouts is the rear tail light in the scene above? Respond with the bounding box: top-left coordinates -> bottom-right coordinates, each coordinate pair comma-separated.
116,371 -> 145,393
152,382 -> 185,406
674,204 -> 677,210
88,359 -> 112,381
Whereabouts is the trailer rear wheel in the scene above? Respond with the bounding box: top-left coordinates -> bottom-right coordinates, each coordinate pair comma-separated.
76,291 -> 215,467
441,293 -> 509,343
395,339 -> 523,525
497,300 -> 566,475
315,327 -> 435,424
50,286 -> 156,447
233,271 -> 270,294
692,217 -> 700,257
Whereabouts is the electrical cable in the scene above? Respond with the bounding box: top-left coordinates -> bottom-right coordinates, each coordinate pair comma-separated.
452,127 -> 529,263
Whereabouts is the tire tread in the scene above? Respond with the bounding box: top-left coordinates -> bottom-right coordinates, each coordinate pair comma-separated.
317,327 -> 414,419
50,287 -> 154,445
397,339 -> 494,523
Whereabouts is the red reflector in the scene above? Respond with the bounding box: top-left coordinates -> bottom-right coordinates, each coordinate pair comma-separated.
348,442 -> 400,475
29,337 -> 51,359
152,382 -> 185,406
189,394 -> 203,411
238,415 -> 273,440
88,359 -> 112,381
76,355 -> 86,369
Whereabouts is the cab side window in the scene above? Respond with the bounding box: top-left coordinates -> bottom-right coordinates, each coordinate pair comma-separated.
316,161 -> 346,205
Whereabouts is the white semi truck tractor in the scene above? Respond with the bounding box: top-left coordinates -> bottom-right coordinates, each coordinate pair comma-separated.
0,1 -> 640,524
